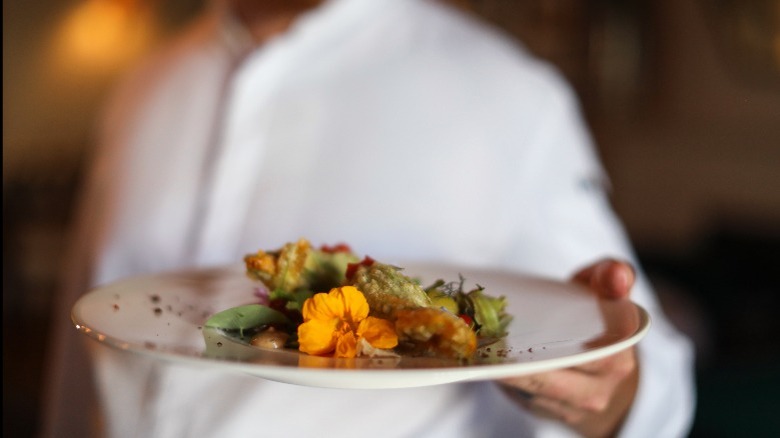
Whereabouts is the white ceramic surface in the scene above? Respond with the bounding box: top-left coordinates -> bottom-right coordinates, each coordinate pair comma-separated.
72,262 -> 650,389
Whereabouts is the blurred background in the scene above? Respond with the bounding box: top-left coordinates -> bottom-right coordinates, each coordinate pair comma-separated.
4,0 -> 779,436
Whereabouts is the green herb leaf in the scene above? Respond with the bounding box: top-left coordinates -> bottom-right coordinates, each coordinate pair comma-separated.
205,304 -> 290,336
469,288 -> 512,338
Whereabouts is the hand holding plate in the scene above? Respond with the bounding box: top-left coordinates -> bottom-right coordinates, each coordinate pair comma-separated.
498,259 -> 639,438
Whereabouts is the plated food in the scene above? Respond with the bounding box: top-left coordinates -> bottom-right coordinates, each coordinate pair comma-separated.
204,239 -> 512,360
71,254 -> 650,387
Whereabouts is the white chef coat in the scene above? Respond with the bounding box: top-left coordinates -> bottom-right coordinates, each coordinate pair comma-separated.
43,0 -> 695,437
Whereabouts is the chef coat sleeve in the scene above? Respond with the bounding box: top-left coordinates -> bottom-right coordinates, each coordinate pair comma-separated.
504,73 -> 696,438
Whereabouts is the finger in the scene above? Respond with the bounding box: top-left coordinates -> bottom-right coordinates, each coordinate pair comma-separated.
498,381 -> 578,424
572,259 -> 632,296
500,379 -> 607,426
527,393 -> 589,425
506,367 -> 640,437
572,348 -> 637,377
498,385 -> 535,410
572,259 -> 635,299
500,369 -> 619,413
500,348 -> 637,406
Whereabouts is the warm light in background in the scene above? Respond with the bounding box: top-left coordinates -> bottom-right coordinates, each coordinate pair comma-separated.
52,0 -> 158,75
3,0 -> 165,182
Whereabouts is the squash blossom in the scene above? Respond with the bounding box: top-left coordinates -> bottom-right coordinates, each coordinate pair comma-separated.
298,286 -> 398,357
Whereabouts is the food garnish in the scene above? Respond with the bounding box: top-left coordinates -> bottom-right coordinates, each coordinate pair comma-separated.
205,238 -> 512,360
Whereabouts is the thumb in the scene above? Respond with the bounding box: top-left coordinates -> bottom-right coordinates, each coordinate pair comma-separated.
572,259 -> 635,299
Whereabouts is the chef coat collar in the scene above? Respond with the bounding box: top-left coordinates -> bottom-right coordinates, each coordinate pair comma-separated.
213,0 -> 400,62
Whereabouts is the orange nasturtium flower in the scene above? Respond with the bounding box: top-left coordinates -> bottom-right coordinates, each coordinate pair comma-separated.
298,286 -> 398,358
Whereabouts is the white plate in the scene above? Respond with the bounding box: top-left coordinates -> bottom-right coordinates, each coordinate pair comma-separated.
72,262 -> 650,389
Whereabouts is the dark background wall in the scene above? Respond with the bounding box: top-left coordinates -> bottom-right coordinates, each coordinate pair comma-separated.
4,0 -> 779,436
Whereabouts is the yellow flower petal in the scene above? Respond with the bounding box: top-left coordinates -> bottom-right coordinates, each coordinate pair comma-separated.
302,291 -> 344,322
335,331 -> 358,358
298,318 -> 339,355
302,286 -> 369,324
335,286 -> 369,324
298,286 -> 391,357
358,317 -> 398,349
